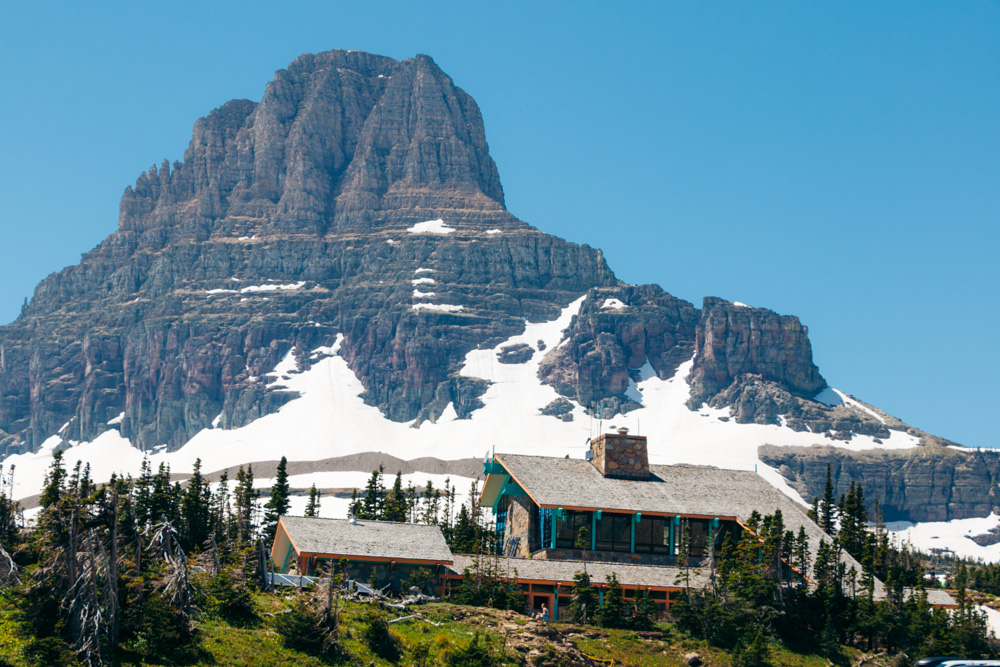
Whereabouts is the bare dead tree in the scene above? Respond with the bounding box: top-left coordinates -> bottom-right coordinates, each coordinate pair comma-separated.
148,519 -> 193,624
0,541 -> 19,588
62,533 -> 114,666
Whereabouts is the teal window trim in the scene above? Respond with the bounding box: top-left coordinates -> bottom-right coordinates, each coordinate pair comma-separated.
550,510 -> 557,548
591,513 -> 597,551
282,545 -> 294,573
630,515 -> 636,553
553,585 -> 560,621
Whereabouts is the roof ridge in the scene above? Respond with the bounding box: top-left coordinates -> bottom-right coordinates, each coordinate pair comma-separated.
282,515 -> 441,528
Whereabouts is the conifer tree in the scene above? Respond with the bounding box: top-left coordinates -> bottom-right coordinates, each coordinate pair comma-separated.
181,458 -> 211,549
263,457 -> 291,541
819,464 -> 836,536
305,484 -> 321,518
360,466 -> 384,520
383,472 -> 407,522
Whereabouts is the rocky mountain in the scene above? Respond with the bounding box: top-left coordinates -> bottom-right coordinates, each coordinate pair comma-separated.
0,50 -> 990,539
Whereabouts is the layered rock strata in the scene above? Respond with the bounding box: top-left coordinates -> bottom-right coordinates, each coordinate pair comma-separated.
759,444 -> 995,522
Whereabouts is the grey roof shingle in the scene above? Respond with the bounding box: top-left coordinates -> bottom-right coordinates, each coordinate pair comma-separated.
447,554 -> 711,590
494,454 -> 879,594
498,454 -> 780,517
280,516 -> 453,563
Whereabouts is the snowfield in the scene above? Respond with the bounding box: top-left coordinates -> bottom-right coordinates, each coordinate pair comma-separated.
887,513 -> 1000,562
406,219 -> 455,234
3,294 -> 960,553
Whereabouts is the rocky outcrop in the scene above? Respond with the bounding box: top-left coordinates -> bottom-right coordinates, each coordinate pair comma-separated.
688,297 -> 826,409
538,285 -> 699,416
759,444 -> 996,522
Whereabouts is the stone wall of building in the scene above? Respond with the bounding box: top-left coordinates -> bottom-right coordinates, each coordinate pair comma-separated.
591,431 -> 650,479
503,494 -> 537,558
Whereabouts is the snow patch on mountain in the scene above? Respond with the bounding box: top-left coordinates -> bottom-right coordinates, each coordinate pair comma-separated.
888,513 -> 1000,562
814,388 -> 886,424
407,219 -> 455,234
412,304 -> 463,312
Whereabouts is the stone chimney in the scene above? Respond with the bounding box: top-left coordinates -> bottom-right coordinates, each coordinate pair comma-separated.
589,428 -> 650,480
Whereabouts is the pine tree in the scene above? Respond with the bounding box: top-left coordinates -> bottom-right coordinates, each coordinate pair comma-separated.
263,457 -> 291,541
568,570 -> 597,624
181,458 -> 211,549
820,464 -> 836,536
234,464 -> 256,542
360,466 -> 384,520
595,572 -> 627,628
383,472 -> 407,522
305,484 -> 321,518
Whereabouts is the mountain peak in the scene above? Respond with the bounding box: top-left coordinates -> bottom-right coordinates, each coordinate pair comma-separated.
118,50 -> 513,239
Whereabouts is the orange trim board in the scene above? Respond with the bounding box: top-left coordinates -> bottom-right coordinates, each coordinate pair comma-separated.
296,552 -> 452,566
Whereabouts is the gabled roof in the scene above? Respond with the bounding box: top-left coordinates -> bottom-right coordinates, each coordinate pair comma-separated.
491,454 -> 785,518
278,516 -> 453,564
486,453 -> 881,593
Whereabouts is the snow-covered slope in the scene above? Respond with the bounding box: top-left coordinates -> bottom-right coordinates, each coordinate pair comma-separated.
2,295 -> 937,540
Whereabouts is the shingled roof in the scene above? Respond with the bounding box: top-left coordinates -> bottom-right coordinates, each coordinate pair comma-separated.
278,516 -> 453,564
490,453 -> 881,594
448,554 -> 710,590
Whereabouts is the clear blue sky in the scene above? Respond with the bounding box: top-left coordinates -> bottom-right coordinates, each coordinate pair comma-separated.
1,2 -> 997,447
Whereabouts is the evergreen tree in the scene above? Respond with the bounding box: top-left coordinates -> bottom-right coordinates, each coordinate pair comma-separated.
819,464 -> 836,536
305,484 -> 321,518
594,572 -> 627,628
181,458 -> 211,549
450,505 -> 479,553
567,570 -> 597,624
263,456 -> 291,541
360,466 -> 385,520
383,472 -> 408,522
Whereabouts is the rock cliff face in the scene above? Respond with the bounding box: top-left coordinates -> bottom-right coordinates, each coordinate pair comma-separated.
0,49 -> 983,530
0,50 -> 616,454
759,444 -> 996,522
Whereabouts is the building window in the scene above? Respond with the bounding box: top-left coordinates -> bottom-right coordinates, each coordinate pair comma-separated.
634,516 -> 670,554
688,519 -> 709,557
555,510 -> 592,549
595,513 -> 632,552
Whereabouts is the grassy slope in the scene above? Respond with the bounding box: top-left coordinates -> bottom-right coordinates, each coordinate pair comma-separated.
0,591 -> 894,666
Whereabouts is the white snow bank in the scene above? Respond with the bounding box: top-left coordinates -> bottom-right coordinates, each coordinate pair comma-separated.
108,412 -> 124,426
813,388 -> 886,424
486,229 -> 501,235
412,304 -> 464,313
411,278 -> 436,285
813,388 -> 844,406
241,281 -> 305,294
206,288 -> 237,295
601,298 -> 626,310
977,605 -> 1000,637
415,268 -> 433,274
733,302 -> 751,308
888,513 -> 1000,561
413,289 -> 436,298
407,219 -> 455,235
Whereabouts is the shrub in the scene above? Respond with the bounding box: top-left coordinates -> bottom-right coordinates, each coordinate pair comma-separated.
273,598 -> 325,655
204,567 -> 257,626
359,609 -> 398,661
21,637 -> 74,667
446,631 -> 493,667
